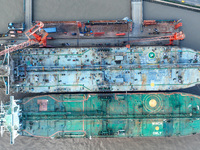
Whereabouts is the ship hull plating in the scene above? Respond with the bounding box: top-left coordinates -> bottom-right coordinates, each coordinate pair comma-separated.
4,46 -> 200,93
20,93 -> 200,138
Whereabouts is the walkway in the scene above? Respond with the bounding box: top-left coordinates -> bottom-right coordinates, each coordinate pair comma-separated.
25,0 -> 33,30
131,0 -> 143,36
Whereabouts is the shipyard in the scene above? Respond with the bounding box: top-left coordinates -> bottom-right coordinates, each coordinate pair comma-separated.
0,0 -> 200,149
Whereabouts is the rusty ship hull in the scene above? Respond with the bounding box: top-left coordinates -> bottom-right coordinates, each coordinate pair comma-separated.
1,46 -> 200,94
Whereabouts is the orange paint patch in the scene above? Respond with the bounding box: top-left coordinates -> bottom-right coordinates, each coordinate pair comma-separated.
37,99 -> 48,111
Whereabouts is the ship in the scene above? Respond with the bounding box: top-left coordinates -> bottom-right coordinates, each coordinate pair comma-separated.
1,46 -> 200,94
41,19 -> 181,39
1,92 -> 200,144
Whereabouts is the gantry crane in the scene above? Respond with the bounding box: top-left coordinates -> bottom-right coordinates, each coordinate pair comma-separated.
124,31 -> 185,46
0,21 -> 48,56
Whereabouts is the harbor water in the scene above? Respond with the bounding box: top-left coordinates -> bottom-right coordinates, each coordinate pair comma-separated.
33,0 -> 131,21
0,0 -> 24,33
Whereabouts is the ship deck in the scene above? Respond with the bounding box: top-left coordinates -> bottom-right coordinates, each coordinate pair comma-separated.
21,93 -> 200,138
7,46 -> 200,93
42,20 -> 180,39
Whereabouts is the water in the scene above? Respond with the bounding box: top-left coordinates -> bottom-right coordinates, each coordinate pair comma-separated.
0,0 -> 24,33
1,0 -> 200,150
33,0 -> 131,21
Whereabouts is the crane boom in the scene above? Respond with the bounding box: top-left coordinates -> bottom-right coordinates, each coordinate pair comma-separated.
0,40 -> 38,56
124,31 -> 185,45
25,22 -> 44,39
0,21 -> 47,56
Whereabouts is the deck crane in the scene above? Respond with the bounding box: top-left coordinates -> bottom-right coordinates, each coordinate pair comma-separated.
0,21 -> 48,56
124,31 -> 185,46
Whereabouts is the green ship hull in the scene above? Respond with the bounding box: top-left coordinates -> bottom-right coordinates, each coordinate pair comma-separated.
2,92 -> 200,144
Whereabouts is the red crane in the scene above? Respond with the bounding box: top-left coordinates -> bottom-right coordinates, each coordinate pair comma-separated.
124,31 -> 185,46
0,21 -> 48,56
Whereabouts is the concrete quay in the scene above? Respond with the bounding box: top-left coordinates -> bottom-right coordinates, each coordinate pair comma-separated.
131,0 -> 143,36
24,0 -> 32,30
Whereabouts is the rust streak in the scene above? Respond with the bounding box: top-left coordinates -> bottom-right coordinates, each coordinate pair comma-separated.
23,130 -> 86,138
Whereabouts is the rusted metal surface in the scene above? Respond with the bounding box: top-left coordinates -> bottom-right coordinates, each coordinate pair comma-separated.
41,19 -> 180,39
1,46 -> 199,94
43,19 -> 131,38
